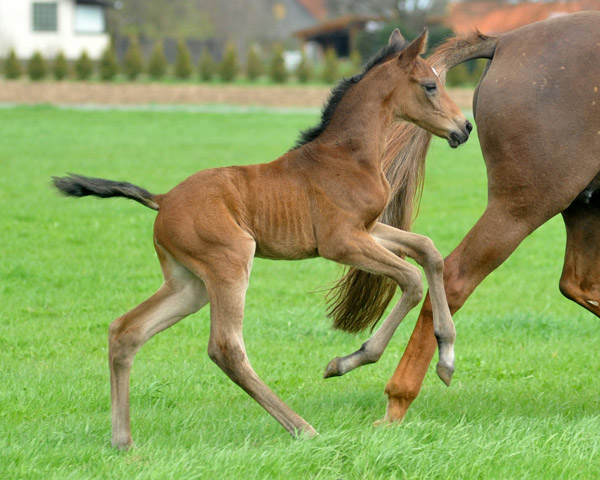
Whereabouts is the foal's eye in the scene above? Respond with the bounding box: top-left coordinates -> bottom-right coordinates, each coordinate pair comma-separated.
423,83 -> 437,94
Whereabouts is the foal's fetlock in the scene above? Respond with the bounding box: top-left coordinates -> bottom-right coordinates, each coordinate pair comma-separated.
323,343 -> 380,378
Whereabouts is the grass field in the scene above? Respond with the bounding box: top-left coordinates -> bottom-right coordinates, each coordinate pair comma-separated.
1,106 -> 599,479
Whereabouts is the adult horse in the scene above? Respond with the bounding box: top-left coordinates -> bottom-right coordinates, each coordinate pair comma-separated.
53,30 -> 473,449
326,11 -> 600,423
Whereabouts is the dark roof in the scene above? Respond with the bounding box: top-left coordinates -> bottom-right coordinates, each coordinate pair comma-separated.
294,14 -> 382,39
76,0 -> 116,7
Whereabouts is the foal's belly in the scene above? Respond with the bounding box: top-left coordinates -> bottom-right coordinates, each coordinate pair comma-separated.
250,192 -> 319,260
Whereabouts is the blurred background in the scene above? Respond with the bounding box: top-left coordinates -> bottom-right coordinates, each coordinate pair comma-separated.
1,0 -> 599,95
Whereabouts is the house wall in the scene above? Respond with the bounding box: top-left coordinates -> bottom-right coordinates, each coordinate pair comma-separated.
0,0 -> 110,59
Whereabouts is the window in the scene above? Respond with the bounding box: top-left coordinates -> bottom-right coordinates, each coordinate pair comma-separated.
32,2 -> 58,32
75,5 -> 105,34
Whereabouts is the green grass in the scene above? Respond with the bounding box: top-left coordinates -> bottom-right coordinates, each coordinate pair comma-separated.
1,106 -> 599,479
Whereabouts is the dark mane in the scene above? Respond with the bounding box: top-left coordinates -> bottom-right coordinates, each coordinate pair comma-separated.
293,39 -> 408,149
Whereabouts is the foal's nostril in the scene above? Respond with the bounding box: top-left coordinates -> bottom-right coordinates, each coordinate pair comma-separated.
465,120 -> 473,134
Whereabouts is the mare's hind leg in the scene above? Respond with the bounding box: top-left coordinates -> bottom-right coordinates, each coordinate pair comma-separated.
321,228 -> 436,378
187,238 -> 318,438
109,244 -> 208,450
559,198 -> 600,316
324,223 -> 455,383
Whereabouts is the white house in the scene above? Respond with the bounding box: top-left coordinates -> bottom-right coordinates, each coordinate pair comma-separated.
0,0 -> 113,60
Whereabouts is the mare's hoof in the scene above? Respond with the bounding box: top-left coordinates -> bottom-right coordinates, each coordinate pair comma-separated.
323,357 -> 342,378
436,361 -> 454,386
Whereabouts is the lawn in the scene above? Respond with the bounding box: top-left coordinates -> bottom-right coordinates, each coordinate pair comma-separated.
1,106 -> 599,479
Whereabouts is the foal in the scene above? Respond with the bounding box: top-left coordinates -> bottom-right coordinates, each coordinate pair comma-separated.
53,29 -> 471,449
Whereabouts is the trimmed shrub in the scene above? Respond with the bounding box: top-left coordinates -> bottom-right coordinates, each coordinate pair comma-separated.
321,47 -> 339,84
349,49 -> 362,75
295,51 -> 313,83
5,49 -> 22,79
99,45 -> 118,81
174,39 -> 193,79
446,62 -> 470,87
269,44 -> 287,83
148,41 -> 167,80
53,51 -> 69,80
28,51 -> 47,80
218,42 -> 239,83
123,35 -> 143,80
246,45 -> 263,81
199,48 -> 216,81
74,50 -> 94,80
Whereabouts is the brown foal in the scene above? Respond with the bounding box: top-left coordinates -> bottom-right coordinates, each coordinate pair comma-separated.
53,29 -> 471,449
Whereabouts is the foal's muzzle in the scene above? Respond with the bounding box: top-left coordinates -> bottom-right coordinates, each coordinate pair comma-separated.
447,120 -> 472,149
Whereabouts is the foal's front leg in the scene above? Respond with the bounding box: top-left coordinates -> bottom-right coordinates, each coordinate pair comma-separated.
372,223 -> 455,384
323,223 -> 455,385
321,230 -> 426,378
200,240 -> 318,438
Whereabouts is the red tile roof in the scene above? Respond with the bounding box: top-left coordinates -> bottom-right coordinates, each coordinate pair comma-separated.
297,0 -> 328,21
449,0 -> 600,34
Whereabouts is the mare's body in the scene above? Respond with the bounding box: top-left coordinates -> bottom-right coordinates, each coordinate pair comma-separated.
362,12 -> 600,422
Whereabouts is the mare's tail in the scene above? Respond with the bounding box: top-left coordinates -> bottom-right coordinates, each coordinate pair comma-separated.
327,32 -> 498,333
52,174 -> 160,211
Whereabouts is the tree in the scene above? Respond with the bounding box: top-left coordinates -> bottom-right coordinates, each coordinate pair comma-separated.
199,48 -> 216,81
28,51 -> 47,80
218,42 -> 239,83
246,45 -> 263,81
99,44 -> 118,81
53,51 -> 70,80
174,39 -> 193,79
74,51 -> 94,80
295,51 -> 313,83
269,44 -> 287,83
123,35 -> 144,80
5,49 -> 22,79
148,41 -> 168,80
321,47 -> 339,84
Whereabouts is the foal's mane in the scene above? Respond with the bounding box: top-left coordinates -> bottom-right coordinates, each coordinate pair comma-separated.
293,39 -> 408,149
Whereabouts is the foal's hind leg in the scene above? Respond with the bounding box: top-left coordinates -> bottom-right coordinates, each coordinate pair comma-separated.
559,200 -> 600,317
109,245 -> 208,449
321,228 -> 433,378
325,223 -> 455,383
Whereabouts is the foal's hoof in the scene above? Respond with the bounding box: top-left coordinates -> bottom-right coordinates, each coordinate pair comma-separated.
323,357 -> 342,378
111,438 -> 134,451
436,361 -> 454,386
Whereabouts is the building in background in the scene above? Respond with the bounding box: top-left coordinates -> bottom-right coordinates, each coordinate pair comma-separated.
449,0 -> 600,35
0,0 -> 114,59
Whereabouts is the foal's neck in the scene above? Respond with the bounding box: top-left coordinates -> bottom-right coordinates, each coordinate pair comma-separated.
319,77 -> 395,166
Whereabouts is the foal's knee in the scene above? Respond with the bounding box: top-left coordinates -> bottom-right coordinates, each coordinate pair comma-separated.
108,319 -> 141,369
419,238 -> 444,275
207,337 -> 248,381
401,268 -> 423,307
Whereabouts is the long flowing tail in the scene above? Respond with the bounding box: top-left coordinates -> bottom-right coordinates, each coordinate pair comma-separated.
327,31 -> 498,333
52,173 -> 160,211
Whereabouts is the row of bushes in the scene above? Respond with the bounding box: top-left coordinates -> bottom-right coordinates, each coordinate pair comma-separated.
3,39 -> 363,85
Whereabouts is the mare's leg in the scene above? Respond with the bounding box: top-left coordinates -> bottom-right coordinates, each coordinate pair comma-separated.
559,199 -> 600,316
321,230 -> 426,378
197,238 -> 318,438
324,223 -> 456,384
383,203 -> 540,423
109,244 -> 208,449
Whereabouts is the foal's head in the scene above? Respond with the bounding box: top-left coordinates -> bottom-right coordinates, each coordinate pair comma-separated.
379,29 -> 472,148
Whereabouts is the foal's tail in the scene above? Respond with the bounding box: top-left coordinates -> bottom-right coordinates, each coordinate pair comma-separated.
327,32 -> 498,333
52,174 -> 160,211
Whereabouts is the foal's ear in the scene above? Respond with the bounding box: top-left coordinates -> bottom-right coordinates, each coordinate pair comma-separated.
388,28 -> 405,48
399,28 -> 429,67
